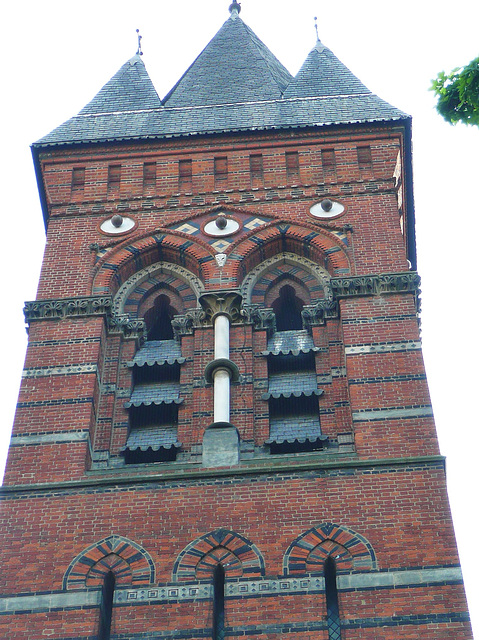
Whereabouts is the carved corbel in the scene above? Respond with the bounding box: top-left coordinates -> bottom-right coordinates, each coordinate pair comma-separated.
241,304 -> 277,336
108,313 -> 147,344
171,308 -> 206,338
302,298 -> 340,329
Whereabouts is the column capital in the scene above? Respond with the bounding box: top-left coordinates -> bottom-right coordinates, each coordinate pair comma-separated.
199,291 -> 243,324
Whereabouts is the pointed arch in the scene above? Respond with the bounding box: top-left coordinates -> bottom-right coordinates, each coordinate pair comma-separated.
229,221 -> 351,288
63,535 -> 155,590
111,261 -> 204,319
283,523 -> 377,575
91,230 -> 216,297
172,529 -> 265,582
239,252 -> 332,307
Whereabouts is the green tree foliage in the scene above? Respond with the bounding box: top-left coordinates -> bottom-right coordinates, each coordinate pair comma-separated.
431,56 -> 479,126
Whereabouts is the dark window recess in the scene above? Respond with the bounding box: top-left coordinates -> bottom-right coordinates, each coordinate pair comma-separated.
179,159 -> 192,190
250,154 -> 263,186
286,152 -> 300,181
71,167 -> 85,191
357,146 -> 373,169
214,157 -> 228,186
108,165 -> 121,192
213,564 -> 226,640
143,162 -> 156,188
325,557 -> 342,640
98,571 -> 115,640
272,284 -> 304,331
322,149 -> 336,178
144,294 -> 177,340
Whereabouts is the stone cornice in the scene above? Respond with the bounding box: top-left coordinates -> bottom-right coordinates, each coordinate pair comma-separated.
24,296 -> 112,321
24,296 -> 146,342
331,272 -> 420,298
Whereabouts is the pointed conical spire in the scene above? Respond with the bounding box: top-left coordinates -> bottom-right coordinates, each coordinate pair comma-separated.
283,40 -> 371,99
79,55 -> 162,115
163,11 -> 292,108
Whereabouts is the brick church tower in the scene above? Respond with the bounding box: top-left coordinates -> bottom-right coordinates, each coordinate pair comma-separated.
0,3 -> 472,638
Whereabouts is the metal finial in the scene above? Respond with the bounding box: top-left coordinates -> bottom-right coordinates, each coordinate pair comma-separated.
229,1 -> 241,15
136,29 -> 143,56
314,16 -> 319,42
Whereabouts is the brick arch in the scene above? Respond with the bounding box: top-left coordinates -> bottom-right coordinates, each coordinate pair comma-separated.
172,529 -> 265,582
283,523 -> 377,576
228,221 -> 351,288
112,261 -> 203,319
195,547 -> 244,580
92,230 -> 217,297
63,535 -> 155,590
239,252 -> 332,306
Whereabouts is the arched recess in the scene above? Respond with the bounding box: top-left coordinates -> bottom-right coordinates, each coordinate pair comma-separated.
239,252 -> 332,308
63,535 -> 155,590
91,231 -> 215,298
283,523 -> 377,575
172,529 -> 265,582
229,221 -> 351,288
112,261 -> 204,320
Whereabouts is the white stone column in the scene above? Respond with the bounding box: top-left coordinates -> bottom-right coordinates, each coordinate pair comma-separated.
213,367 -> 230,423
199,292 -> 242,467
214,314 -> 230,360
213,314 -> 231,423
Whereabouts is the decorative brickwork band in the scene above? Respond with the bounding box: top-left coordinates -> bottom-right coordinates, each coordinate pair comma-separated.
24,296 -> 112,322
199,292 -> 243,324
331,272 -> 420,298
172,529 -> 265,582
63,535 -> 155,590
283,523 -> 377,575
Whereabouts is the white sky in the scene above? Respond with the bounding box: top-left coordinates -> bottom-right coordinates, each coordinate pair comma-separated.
1,0 -> 478,634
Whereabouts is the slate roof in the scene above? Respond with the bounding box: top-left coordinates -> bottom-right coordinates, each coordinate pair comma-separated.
266,415 -> 327,445
33,13 -> 408,148
123,426 -> 180,452
129,340 -> 184,367
264,330 -> 318,356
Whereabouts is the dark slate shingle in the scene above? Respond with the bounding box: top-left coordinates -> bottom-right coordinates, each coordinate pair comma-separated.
125,382 -> 182,407
265,330 -> 317,356
123,426 -> 180,451
264,371 -> 321,399
267,415 -> 326,444
130,340 -> 184,367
